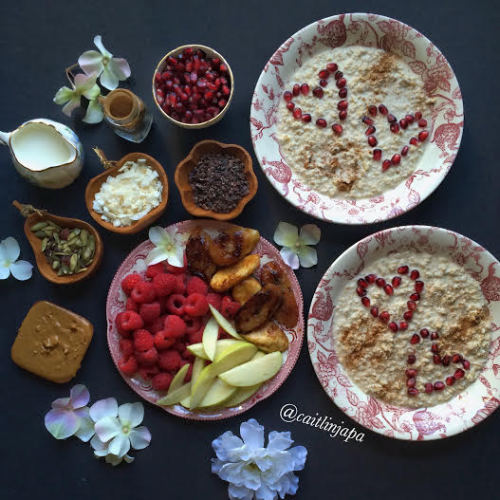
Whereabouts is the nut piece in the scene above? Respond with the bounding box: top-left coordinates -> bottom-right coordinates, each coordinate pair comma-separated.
210,254 -> 260,292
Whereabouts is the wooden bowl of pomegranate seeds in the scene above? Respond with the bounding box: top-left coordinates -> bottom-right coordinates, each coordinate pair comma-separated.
152,44 -> 234,129
174,139 -> 258,220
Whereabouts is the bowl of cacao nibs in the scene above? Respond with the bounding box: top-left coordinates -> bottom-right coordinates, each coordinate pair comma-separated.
174,139 -> 258,220
152,44 -> 234,128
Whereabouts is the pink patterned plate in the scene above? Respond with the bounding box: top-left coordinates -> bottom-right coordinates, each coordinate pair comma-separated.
308,226 -> 500,440
106,220 -> 304,421
250,13 -> 464,224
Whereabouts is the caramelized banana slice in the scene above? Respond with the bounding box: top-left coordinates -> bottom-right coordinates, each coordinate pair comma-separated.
185,229 -> 217,281
260,261 -> 299,328
232,277 -> 262,305
210,254 -> 260,292
208,227 -> 260,267
234,284 -> 282,333
242,322 -> 289,353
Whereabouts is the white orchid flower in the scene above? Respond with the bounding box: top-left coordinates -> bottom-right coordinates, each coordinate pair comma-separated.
0,236 -> 33,280
146,226 -> 185,268
53,73 -> 103,124
78,35 -> 131,90
273,222 -> 321,270
89,399 -> 151,459
44,384 -> 95,441
211,419 -> 307,500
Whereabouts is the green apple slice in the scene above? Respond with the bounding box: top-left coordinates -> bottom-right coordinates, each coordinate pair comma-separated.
199,378 -> 237,408
168,363 -> 190,395
209,304 -> 242,339
156,382 -> 191,406
180,357 -> 205,409
202,317 -> 219,361
224,352 -> 265,407
219,351 -> 283,387
190,342 -> 257,409
187,339 -> 240,360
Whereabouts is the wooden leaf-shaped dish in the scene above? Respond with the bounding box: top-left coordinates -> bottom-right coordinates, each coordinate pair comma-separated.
85,151 -> 169,234
174,140 -> 258,220
13,201 -> 103,285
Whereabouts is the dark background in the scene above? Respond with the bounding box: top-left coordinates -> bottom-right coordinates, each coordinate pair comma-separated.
1,0 -> 499,499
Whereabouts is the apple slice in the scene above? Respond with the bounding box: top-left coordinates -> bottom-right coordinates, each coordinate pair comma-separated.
168,363 -> 190,395
224,352 -> 265,407
190,342 -> 257,409
202,317 -> 219,361
187,339 -> 239,360
199,378 -> 237,408
180,357 -> 205,409
209,304 -> 242,339
156,382 -> 191,406
219,351 -> 283,387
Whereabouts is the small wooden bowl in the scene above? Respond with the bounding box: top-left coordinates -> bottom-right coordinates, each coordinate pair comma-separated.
85,151 -> 169,235
152,44 -> 234,129
12,201 -> 103,285
174,140 -> 258,220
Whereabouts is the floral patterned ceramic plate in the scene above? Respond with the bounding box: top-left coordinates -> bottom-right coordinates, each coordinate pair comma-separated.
308,226 -> 500,440
250,13 -> 463,224
106,220 -> 304,421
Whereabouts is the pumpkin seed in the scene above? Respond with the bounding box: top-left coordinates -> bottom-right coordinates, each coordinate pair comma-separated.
34,230 -> 47,238
31,222 -> 48,232
70,254 -> 78,271
52,260 -> 60,270
80,230 -> 88,245
41,238 -> 48,252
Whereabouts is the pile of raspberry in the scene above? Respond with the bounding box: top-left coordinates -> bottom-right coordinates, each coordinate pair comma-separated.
115,256 -> 241,393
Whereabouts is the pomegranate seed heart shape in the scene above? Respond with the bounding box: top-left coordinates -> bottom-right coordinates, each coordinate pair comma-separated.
283,61 -> 348,133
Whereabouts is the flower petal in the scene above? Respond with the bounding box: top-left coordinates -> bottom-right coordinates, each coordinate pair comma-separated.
118,402 -> 144,428
44,409 -> 79,440
148,226 -> 169,246
240,419 -> 265,450
78,50 -> 104,76
9,260 -> 33,281
254,483 -> 275,500
0,266 -> 10,279
69,384 -> 90,409
82,82 -> 101,101
51,397 -> 71,409
166,246 -> 184,268
95,416 -> 122,442
219,462 -> 261,490
90,434 -> 109,456
1,237 -> 20,262
145,247 -> 168,266
228,483 -> 254,500
90,397 -> 118,422
279,247 -> 299,270
129,426 -> 151,450
61,96 -> 81,117
73,409 -> 95,442
53,86 -> 74,105
273,222 -> 298,247
288,445 -> 308,470
105,454 -> 124,466
299,224 -> 321,245
108,58 -> 131,80
267,431 -> 293,451
297,246 -> 317,268
99,65 -> 119,90
108,433 -> 130,457
123,454 -> 135,464
82,99 -> 104,124
93,35 -> 112,58
212,431 -> 245,462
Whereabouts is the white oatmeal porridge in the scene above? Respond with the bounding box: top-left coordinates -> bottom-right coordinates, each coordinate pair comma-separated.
277,46 -> 435,198
332,250 -> 491,408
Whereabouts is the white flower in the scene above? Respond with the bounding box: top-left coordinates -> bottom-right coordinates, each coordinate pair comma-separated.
0,236 -> 33,280
44,384 -> 94,441
211,419 -> 307,500
273,222 -> 321,270
78,35 -> 131,91
89,399 -> 151,461
146,226 -> 185,268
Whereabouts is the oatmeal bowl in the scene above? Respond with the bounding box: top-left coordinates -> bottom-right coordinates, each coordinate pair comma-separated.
307,226 -> 500,440
250,13 -> 464,224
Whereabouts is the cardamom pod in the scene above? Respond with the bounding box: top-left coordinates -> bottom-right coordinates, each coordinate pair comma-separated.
31,222 -> 48,232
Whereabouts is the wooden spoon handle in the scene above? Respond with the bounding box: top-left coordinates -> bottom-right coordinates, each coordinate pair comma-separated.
93,147 -> 117,170
12,200 -> 46,218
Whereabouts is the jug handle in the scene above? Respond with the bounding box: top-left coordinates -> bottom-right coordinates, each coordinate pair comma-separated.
0,130 -> 10,146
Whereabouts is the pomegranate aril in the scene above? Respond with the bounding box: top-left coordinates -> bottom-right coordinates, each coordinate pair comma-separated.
338,100 -> 348,111
222,85 -> 231,95
382,160 -> 391,171
462,359 -> 471,370
379,311 -> 390,323
424,383 -> 434,393
405,368 -> 417,378
332,123 -> 343,135
430,331 -> 439,340
388,322 -> 398,332
373,149 -> 382,161
410,334 -> 420,345
282,90 -> 293,102
339,110 -> 347,120
318,69 -> 329,79
433,354 -> 441,364
410,270 -> 420,280
415,281 -> 424,293
387,113 -> 397,123
399,118 -> 408,129
420,328 -> 429,338
408,387 -> 419,396
326,62 -> 338,73
407,301 -> 417,311
418,118 -> 427,127
218,99 -> 227,108
403,311 -> 413,321
293,108 -> 302,119
431,343 -> 440,353
410,293 -> 420,301
319,79 -> 328,87
401,145 -> 409,156
452,354 -> 462,363
378,104 -> 388,115
392,276 -> 402,287
376,277 -> 386,287
339,88 -> 348,98
316,118 -> 327,128
410,137 -> 418,146
407,354 -> 416,364
302,113 -> 312,123
418,130 -> 429,142
434,381 -> 445,391
368,105 -> 378,116
313,87 -> 324,98
446,376 -> 455,386
405,114 -> 415,124
365,125 -> 376,136
370,306 -> 379,317
362,116 -> 374,126
361,296 -> 370,307
407,377 -> 416,388
398,265 -> 409,274
368,135 -> 378,147
415,111 -> 422,120
391,154 -> 401,165
365,274 -> 376,284
390,123 -> 400,133
292,84 -> 300,96
286,102 -> 295,111
384,284 -> 394,295
356,286 -> 366,297
300,83 -> 310,95
358,278 -> 368,288
336,78 -> 346,88
442,355 -> 451,366
454,369 -> 465,379
334,71 -> 343,80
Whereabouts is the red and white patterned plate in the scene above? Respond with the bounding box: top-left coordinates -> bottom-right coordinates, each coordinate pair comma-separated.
250,13 -> 464,224
307,226 -> 500,440
106,220 -> 304,421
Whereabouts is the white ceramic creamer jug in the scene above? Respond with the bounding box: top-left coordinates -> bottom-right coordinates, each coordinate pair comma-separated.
0,118 -> 84,189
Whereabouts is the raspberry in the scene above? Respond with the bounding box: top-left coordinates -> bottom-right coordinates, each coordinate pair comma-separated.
174,274 -> 187,295
182,350 -> 195,362
149,315 -> 166,334
139,302 -> 161,323
173,341 -> 186,354
165,255 -> 187,274
154,330 -> 176,350
131,281 -> 156,303
188,330 -> 203,344
121,273 -> 142,295
221,296 -> 241,318
184,293 -> 209,317
125,297 -> 139,312
133,329 -> 155,351
165,294 -> 186,315
184,363 -> 193,382
116,311 -> 144,335
135,346 -> 158,366
158,350 -> 182,372
187,276 -> 208,296
164,315 -> 187,338
206,292 -> 222,311
184,316 -> 202,335
146,263 -> 165,279
118,355 -> 138,376
139,365 -> 159,380
152,372 -> 173,391
119,338 -> 134,357
152,273 -> 177,297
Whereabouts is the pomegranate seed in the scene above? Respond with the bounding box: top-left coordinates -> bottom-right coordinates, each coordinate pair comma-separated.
332,123 -> 343,135
368,105 -> 378,116
382,160 -> 391,171
407,377 -> 416,388
316,118 -> 327,128
197,79 -> 207,88
442,355 -> 451,366
420,328 -> 429,338
338,100 -> 348,111
379,311 -> 390,323
405,368 -> 417,378
365,274 -> 376,283
434,381 -> 445,391
399,118 -> 408,129
424,383 -> 434,393
222,85 -> 231,95
318,69 -> 329,79
398,265 -> 409,274
293,108 -> 302,119
302,113 -> 312,123
319,79 -> 328,87
406,114 -> 415,124
410,270 -> 420,280
219,64 -> 228,73
334,70 -> 343,80
336,78 -> 346,88
407,301 -> 417,311
433,354 -> 441,364
365,125 -> 376,136
431,343 -> 440,353
404,311 -> 413,321
446,376 -> 455,386
418,130 -> 429,142
368,136 -> 378,147
312,87 -> 324,98
391,154 -> 401,165
430,332 -> 439,340
415,281 -> 424,293
410,293 -> 420,301
361,296 -> 370,307
408,354 -> 416,364
401,145 -> 409,156
378,104 -> 388,115
373,149 -> 382,161
376,277 -> 386,287
357,278 -> 368,288
286,102 -> 295,111
300,83 -> 310,95
454,369 -> 465,379
388,322 -> 398,332
410,334 -> 420,345
418,118 -> 427,127
326,62 -> 338,73
408,387 -> 419,396
462,359 -> 471,370
390,123 -> 400,133
292,84 -> 300,96
415,111 -> 423,120
384,284 -> 394,295
339,88 -> 348,98
409,137 -> 418,146
362,116 -> 374,126
452,354 -> 462,363
387,113 -> 397,123
339,110 -> 348,120
392,276 -> 402,287
399,321 -> 408,330
370,306 -> 379,317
